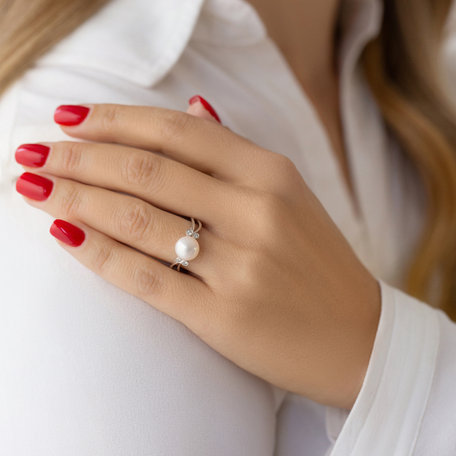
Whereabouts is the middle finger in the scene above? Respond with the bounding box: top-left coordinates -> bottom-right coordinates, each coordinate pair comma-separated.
15,141 -> 237,228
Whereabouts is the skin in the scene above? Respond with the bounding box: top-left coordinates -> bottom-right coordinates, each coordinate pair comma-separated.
16,101 -> 381,410
249,0 -> 358,215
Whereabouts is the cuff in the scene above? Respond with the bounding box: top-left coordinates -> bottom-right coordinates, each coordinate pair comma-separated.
324,278 -> 440,455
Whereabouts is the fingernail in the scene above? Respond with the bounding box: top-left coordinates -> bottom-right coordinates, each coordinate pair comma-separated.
54,105 -> 90,126
188,95 -> 221,123
15,172 -> 53,201
50,219 -> 85,247
15,143 -> 50,167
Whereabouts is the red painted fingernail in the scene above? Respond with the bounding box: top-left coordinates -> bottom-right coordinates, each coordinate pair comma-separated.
188,95 -> 221,123
15,172 -> 53,201
54,105 -> 90,126
50,219 -> 85,247
15,144 -> 50,167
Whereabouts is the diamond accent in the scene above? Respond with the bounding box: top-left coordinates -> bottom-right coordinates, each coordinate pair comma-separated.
174,257 -> 190,267
185,228 -> 200,239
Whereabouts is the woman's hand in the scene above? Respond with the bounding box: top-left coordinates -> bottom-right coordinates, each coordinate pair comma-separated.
14,99 -> 381,410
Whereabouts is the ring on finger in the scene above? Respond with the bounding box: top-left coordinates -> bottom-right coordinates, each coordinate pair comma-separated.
170,217 -> 202,272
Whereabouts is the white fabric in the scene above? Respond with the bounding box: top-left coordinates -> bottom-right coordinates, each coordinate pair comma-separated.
0,0 -> 455,454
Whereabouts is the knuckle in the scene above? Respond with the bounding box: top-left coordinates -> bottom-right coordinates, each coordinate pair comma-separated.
141,156 -> 167,195
215,247 -> 259,298
278,153 -> 296,170
60,142 -> 84,173
245,191 -> 286,243
159,110 -> 192,142
122,153 -> 161,190
234,250 -> 262,289
133,265 -> 162,298
265,153 -> 299,193
91,244 -> 116,275
227,256 -> 268,326
119,201 -> 153,242
269,152 -> 296,173
60,183 -> 83,218
99,104 -> 122,132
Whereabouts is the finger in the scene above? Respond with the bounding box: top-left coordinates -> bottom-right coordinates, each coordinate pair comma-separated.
15,141 -> 234,227
53,103 -> 273,183
186,100 -> 218,123
48,218 -> 212,332
187,95 -> 221,123
16,172 -> 224,280
186,97 -> 235,136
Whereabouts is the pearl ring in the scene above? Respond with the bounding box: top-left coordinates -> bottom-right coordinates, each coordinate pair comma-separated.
170,217 -> 202,271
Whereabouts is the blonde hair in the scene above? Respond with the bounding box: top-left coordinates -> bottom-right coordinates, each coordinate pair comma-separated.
361,0 -> 456,320
0,0 -> 110,94
0,0 -> 455,319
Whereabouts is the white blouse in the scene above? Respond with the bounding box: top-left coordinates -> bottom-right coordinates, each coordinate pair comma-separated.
0,0 -> 455,454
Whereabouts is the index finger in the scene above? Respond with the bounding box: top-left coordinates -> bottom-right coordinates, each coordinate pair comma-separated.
54,103 -> 271,183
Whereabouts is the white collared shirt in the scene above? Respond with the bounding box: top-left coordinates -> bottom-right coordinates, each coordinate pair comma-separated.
1,0 -> 456,454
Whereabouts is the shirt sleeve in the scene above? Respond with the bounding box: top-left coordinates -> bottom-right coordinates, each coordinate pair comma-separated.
324,277 -> 456,455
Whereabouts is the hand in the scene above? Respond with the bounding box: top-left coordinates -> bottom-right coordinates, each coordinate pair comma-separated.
14,98 -> 381,410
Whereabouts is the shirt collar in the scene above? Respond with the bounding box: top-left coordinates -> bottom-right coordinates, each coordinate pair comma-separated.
36,0 -> 205,87
35,0 -> 383,87
337,0 -> 384,76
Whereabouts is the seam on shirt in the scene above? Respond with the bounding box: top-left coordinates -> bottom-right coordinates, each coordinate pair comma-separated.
349,280 -> 397,453
346,283 -> 441,455
408,308 -> 441,455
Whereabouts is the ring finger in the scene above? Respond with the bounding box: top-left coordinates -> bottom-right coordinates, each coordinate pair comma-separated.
48,219 -> 212,332
15,172 -> 225,280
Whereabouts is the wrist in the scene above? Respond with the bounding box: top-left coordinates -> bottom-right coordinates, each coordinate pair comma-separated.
339,277 -> 381,410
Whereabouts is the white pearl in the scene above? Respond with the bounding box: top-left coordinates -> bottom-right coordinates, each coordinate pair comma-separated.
175,235 -> 200,261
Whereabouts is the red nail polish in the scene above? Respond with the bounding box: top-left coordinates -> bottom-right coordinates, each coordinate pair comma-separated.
54,105 -> 90,126
15,144 -> 50,167
15,172 -> 53,201
50,219 -> 85,247
188,95 -> 221,123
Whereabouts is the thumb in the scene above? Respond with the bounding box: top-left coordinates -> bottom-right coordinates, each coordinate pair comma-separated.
187,95 -> 222,124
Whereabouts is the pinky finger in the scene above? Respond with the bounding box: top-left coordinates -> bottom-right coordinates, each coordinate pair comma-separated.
49,219 -> 211,329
